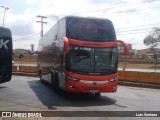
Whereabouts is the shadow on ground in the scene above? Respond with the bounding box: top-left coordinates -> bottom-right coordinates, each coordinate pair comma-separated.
28,79 -> 117,109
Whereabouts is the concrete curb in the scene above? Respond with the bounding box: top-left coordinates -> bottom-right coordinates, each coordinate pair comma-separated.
13,72 -> 37,77
118,71 -> 160,84
119,81 -> 160,89
12,72 -> 160,89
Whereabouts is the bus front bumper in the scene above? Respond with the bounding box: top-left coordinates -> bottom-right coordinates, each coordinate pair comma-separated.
65,80 -> 118,93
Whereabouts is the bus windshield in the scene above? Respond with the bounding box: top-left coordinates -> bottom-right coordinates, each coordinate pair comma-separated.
68,45 -> 118,75
66,17 -> 116,42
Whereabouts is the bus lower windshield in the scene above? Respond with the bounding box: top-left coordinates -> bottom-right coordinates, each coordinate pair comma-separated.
68,45 -> 118,75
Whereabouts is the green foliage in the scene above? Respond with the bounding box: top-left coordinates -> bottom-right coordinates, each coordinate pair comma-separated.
144,27 -> 160,48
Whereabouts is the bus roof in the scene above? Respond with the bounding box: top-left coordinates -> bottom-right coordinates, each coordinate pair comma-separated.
65,16 -> 116,42
62,15 -> 112,22
0,26 -> 11,37
0,26 -> 10,31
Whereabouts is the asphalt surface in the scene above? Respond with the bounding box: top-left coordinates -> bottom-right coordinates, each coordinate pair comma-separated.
0,76 -> 160,120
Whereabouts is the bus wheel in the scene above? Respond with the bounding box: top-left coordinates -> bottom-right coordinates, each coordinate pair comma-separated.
94,92 -> 101,96
51,72 -> 56,88
55,73 -> 60,90
38,70 -> 43,82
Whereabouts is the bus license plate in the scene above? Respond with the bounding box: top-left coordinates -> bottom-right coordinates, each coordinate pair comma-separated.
90,90 -> 98,93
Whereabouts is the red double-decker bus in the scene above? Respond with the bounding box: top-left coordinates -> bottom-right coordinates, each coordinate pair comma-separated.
37,16 -> 128,94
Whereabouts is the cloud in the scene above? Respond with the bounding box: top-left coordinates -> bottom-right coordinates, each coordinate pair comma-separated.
1,0 -> 160,50
140,0 -> 160,3
117,33 -> 148,50
11,22 -> 34,36
88,0 -> 126,5
26,0 -> 37,4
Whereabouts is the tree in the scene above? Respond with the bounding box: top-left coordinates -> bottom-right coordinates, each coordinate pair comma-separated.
144,27 -> 160,49
144,28 -> 160,68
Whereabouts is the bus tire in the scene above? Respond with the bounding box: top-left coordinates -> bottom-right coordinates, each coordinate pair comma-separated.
55,73 -> 60,90
38,70 -> 43,82
51,72 -> 56,88
94,92 -> 101,96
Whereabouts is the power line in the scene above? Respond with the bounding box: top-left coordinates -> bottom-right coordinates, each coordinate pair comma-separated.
6,1 -> 160,31
59,0 -> 160,16
117,25 -> 160,34
117,28 -> 152,35
116,23 -> 160,30
107,8 -> 160,19
117,30 -> 151,35
13,33 -> 40,41
12,1 -> 160,42
13,22 -> 159,41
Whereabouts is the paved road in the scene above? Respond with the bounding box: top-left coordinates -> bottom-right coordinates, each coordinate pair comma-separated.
0,76 -> 160,120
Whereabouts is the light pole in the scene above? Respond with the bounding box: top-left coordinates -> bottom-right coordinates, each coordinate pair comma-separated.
1,6 -> 9,26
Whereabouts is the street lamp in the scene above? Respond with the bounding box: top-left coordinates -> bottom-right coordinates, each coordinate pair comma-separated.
1,6 -> 9,26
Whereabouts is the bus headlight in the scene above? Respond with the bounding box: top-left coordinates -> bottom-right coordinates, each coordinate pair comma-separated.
66,76 -> 79,81
109,77 -> 118,82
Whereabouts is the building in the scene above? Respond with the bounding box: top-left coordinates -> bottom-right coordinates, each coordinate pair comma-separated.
136,48 -> 160,60
13,49 -> 27,54
118,43 -> 136,59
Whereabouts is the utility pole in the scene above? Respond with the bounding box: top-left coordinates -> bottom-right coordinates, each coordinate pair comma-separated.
37,15 -> 47,37
1,6 -> 9,26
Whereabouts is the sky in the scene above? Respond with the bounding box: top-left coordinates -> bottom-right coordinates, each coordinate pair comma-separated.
0,0 -> 160,50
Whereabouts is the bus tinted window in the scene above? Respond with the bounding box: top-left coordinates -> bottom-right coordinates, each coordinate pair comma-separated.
66,17 -> 116,42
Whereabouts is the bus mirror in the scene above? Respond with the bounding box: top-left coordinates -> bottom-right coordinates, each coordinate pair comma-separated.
117,40 -> 129,58
63,37 -> 69,53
